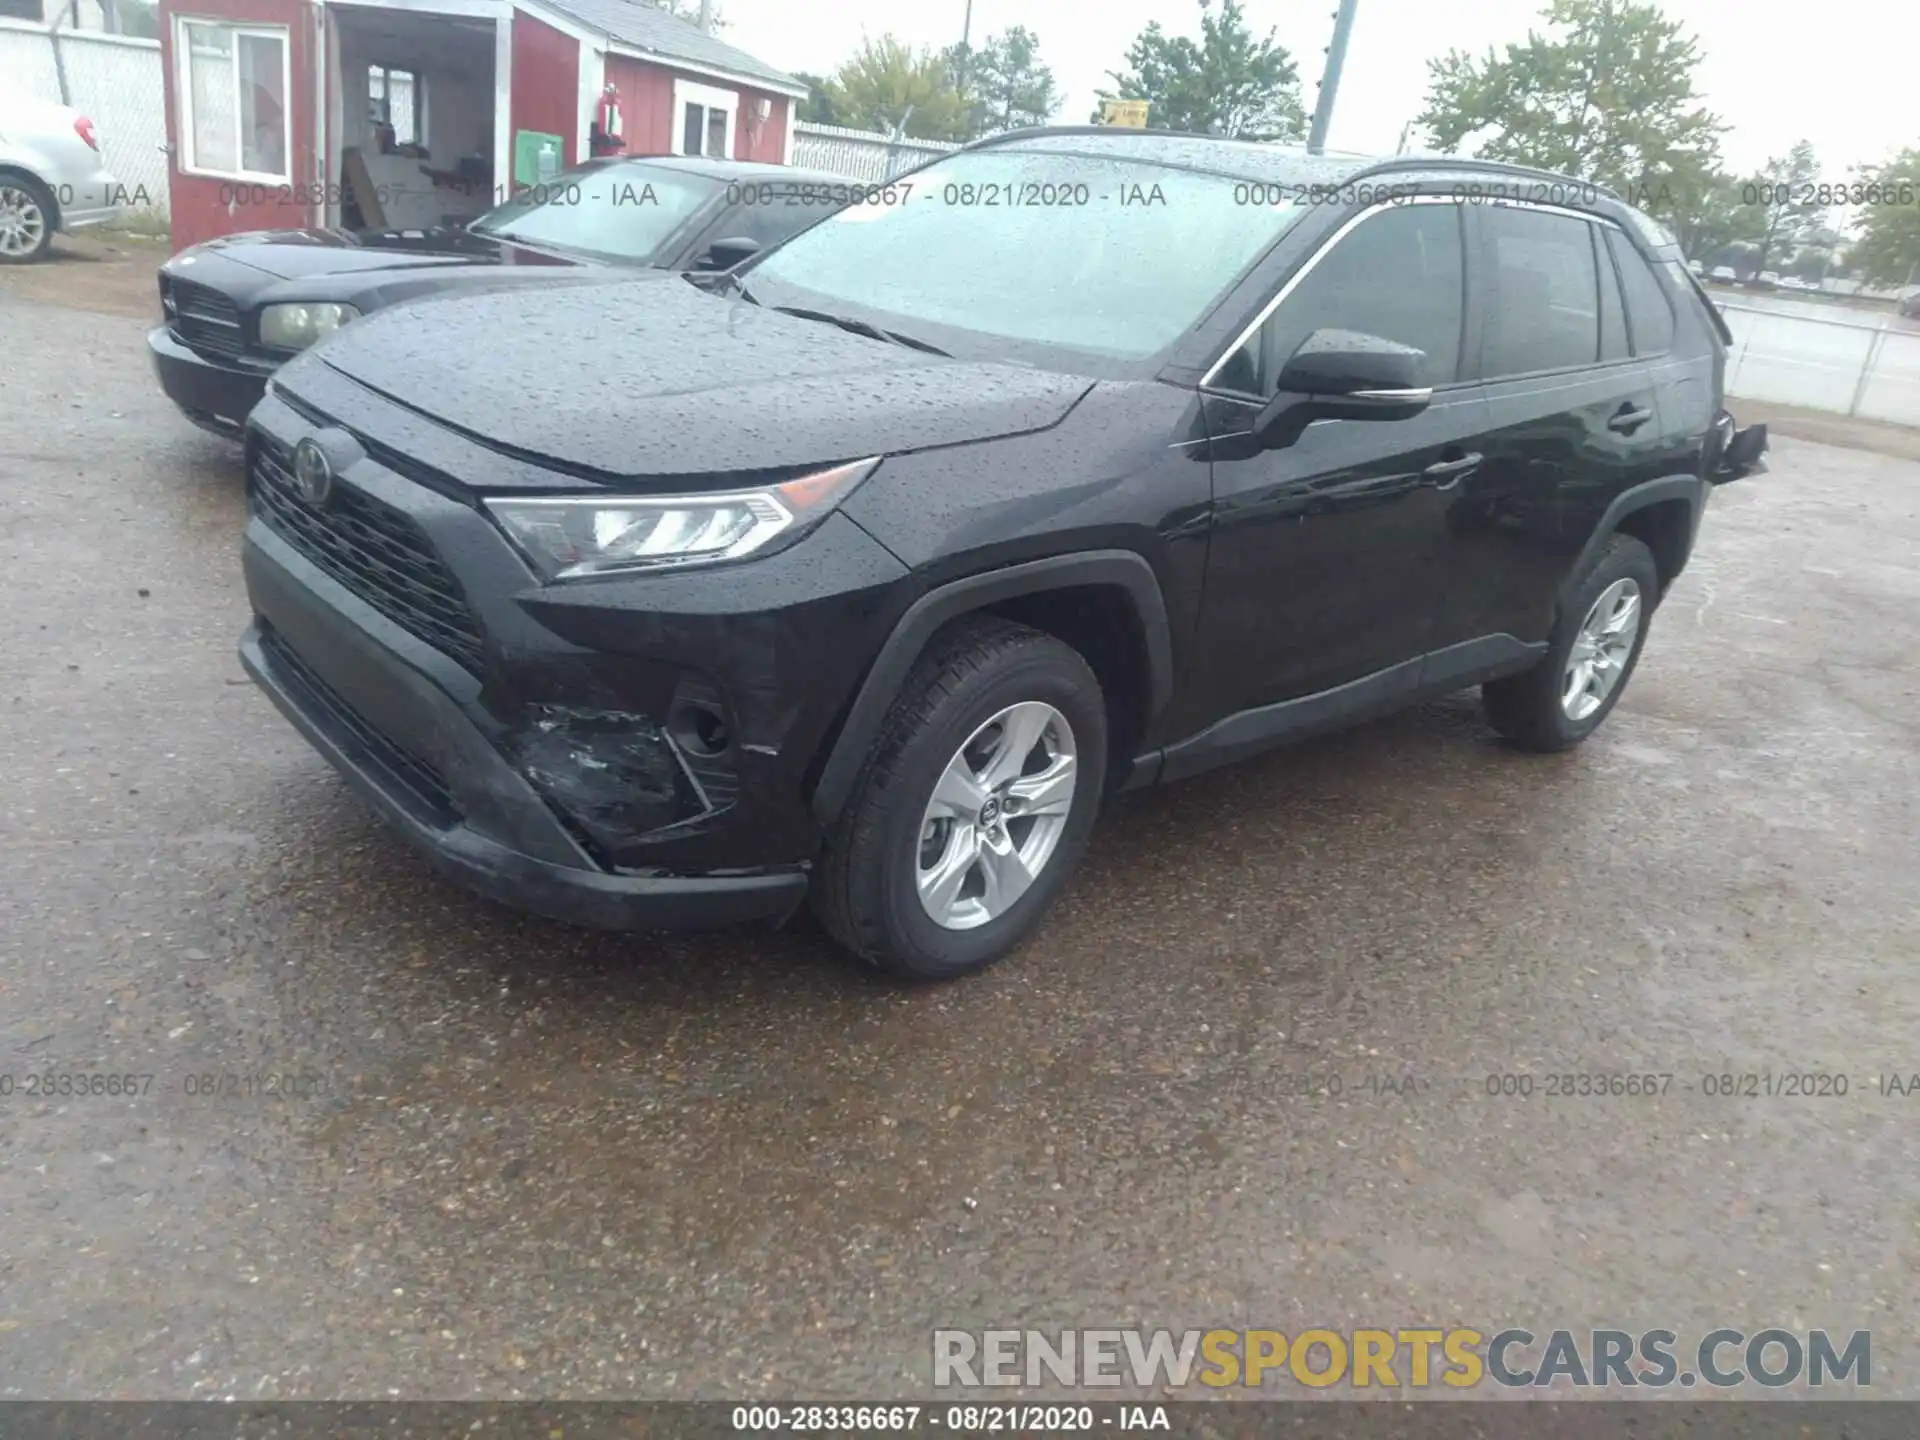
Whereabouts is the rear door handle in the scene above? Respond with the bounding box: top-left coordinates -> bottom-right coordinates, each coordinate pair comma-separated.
1421,452 -> 1482,489
1608,405 -> 1654,433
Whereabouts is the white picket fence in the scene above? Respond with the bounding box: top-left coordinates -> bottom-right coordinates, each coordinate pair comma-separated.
791,120 -> 957,183
0,17 -> 171,221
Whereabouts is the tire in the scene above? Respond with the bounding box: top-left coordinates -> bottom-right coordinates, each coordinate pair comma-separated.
0,174 -> 56,265
1483,534 -> 1660,753
812,616 -> 1108,981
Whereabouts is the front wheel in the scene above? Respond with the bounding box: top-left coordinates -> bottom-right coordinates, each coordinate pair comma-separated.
1482,534 -> 1659,752
812,617 -> 1108,980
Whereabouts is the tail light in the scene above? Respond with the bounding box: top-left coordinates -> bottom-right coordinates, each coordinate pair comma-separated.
74,116 -> 99,151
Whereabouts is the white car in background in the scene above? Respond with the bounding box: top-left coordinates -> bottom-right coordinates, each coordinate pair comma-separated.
0,95 -> 125,263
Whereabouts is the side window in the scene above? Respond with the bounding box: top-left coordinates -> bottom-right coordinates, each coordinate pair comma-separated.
368,65 -> 422,147
1607,229 -> 1676,355
1480,204 -> 1600,377
1596,226 -> 1629,362
1214,202 -> 1465,395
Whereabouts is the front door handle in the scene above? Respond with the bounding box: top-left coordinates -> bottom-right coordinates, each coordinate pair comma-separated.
1608,405 -> 1654,434
1421,452 -> 1482,489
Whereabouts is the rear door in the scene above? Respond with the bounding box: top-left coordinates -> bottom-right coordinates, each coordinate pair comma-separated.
159,0 -> 321,251
1607,227 -> 1715,463
1428,202 -> 1667,653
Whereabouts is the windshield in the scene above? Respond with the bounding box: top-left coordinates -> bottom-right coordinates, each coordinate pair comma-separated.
744,147 -> 1312,361
469,163 -> 721,264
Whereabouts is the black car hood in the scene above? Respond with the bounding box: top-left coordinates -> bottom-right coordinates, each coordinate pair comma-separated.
306,277 -> 1094,477
188,226 -> 576,280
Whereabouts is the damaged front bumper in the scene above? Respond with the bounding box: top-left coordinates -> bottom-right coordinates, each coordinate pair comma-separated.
238,578 -> 808,931
235,386 -> 908,932
1710,411 -> 1769,484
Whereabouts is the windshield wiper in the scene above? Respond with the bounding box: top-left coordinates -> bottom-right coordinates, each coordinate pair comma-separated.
771,304 -> 948,357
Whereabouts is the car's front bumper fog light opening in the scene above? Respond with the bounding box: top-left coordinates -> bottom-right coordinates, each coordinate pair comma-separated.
506,706 -> 709,859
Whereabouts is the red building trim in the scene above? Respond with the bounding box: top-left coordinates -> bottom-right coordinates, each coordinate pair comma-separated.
511,11 -> 582,168
602,53 -> 789,162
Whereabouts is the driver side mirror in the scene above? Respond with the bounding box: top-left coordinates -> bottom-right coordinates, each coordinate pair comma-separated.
1253,328 -> 1434,450
697,235 -> 761,271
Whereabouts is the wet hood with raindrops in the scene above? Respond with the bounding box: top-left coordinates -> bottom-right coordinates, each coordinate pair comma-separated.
290,274 -> 1096,479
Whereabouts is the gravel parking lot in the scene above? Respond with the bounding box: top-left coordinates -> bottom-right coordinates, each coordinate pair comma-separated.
3,251 -> 1918,1400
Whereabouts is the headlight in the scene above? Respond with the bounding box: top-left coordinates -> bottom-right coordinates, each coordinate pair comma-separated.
485,457 -> 881,581
258,301 -> 359,352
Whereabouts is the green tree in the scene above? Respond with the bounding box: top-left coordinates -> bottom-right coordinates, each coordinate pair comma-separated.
1743,140 -> 1827,277
1094,0 -> 1305,141
948,27 -> 1061,138
1846,146 -> 1920,290
1417,0 -> 1724,204
792,71 -> 844,127
823,36 -> 971,142
1662,170 -> 1762,263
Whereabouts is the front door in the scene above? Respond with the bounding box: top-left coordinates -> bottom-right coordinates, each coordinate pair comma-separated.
1193,198 -> 1490,723
159,0 -> 321,250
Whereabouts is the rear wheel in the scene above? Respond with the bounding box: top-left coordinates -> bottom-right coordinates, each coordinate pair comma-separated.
813,617 -> 1107,980
0,175 -> 55,264
1483,534 -> 1659,752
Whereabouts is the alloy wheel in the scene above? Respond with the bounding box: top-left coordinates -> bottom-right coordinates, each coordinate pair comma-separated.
0,185 -> 48,259
1562,577 -> 1642,721
914,701 -> 1078,931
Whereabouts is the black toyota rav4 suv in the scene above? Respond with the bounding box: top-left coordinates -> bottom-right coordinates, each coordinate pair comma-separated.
238,128 -> 1767,980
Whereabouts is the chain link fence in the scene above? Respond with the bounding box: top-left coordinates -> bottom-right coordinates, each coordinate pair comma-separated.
1719,300 -> 1920,427
791,120 -> 957,183
1,19 -> 170,224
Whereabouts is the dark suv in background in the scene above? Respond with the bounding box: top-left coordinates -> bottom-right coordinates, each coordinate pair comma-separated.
237,128 -> 1767,980
149,156 -> 852,437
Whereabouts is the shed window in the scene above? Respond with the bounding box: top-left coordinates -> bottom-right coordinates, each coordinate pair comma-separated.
671,78 -> 735,159
176,19 -> 290,182
368,64 -> 421,146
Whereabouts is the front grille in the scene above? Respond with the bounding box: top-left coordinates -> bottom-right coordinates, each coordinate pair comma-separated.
166,276 -> 245,359
249,433 -> 488,674
259,625 -> 458,823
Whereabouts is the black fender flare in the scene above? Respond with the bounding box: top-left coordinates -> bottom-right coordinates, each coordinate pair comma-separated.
1557,473 -> 1708,608
809,550 -> 1174,827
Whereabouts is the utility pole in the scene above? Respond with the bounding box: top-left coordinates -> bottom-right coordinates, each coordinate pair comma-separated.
957,0 -> 974,89
1306,0 -> 1358,154
696,0 -> 713,32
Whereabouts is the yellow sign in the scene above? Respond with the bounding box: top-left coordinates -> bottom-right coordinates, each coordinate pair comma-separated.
1099,99 -> 1149,128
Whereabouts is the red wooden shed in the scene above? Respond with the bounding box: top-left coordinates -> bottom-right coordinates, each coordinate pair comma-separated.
155,0 -> 806,249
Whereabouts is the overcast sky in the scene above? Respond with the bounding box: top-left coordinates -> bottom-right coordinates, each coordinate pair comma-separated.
722,0 -> 1918,178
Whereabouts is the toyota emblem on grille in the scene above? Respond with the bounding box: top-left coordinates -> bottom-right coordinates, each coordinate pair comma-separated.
292,437 -> 334,506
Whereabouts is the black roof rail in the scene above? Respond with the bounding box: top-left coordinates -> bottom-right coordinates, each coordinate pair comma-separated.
955,124 -> 1348,155
1351,154 -> 1622,200
947,127 -> 1633,210
955,128 -> 1623,194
